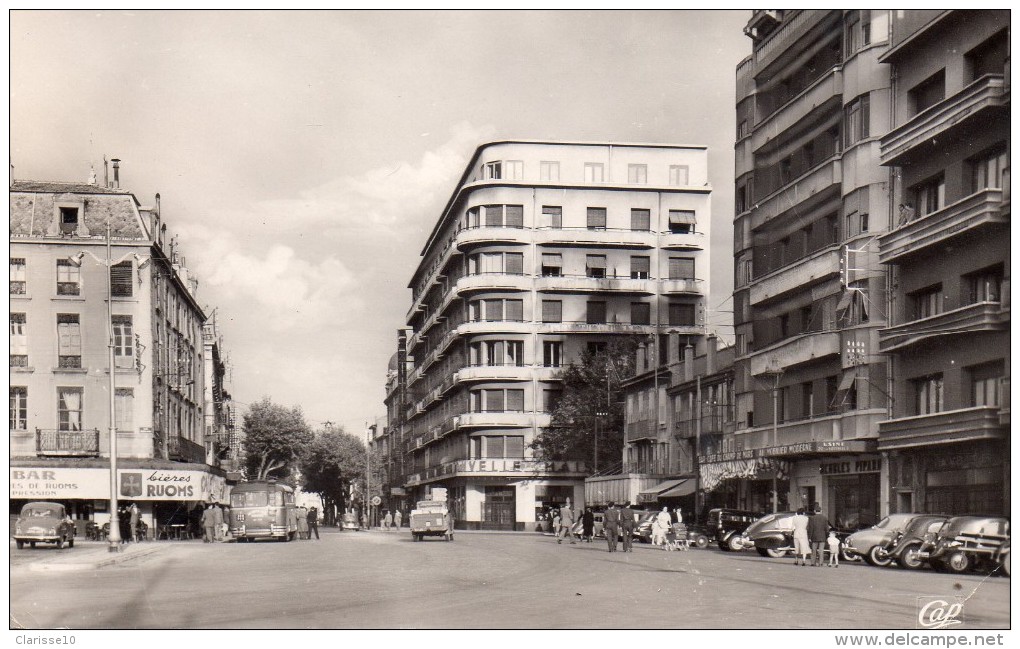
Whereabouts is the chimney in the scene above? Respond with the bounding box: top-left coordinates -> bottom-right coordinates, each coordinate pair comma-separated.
111,158 -> 121,189
683,344 -> 694,382
706,334 -> 718,375
636,343 -> 647,375
103,156 -> 109,187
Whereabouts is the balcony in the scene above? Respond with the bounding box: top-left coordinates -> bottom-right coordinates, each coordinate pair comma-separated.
35,428 -> 100,457
660,231 -> 706,250
167,435 -> 207,464
750,157 -> 841,230
534,274 -> 656,295
749,331 -> 840,376
878,406 -> 1006,451
625,419 -> 657,442
753,67 -> 842,152
455,364 -> 534,383
881,75 -> 1007,166
660,278 -> 704,295
534,227 -> 656,249
457,412 -> 551,429
749,246 -> 839,305
879,301 -> 1007,353
878,189 -> 1007,264
752,10 -> 828,72
455,273 -> 532,295
455,226 -> 530,251
538,321 -> 679,336
457,320 -> 532,337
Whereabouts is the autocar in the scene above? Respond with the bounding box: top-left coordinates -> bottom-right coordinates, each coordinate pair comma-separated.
633,511 -> 709,547
884,515 -> 950,570
570,511 -> 606,540
842,513 -> 920,566
707,508 -> 762,551
733,511 -> 859,561
340,512 -> 360,531
14,502 -> 75,549
921,515 -> 1010,574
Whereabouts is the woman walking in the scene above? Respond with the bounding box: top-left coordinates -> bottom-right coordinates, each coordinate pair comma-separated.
652,506 -> 672,550
791,507 -> 810,566
581,508 -> 595,542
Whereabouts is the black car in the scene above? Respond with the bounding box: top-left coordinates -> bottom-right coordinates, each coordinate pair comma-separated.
707,508 -> 762,551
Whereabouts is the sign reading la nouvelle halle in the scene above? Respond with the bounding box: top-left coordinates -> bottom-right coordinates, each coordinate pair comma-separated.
10,467 -> 226,501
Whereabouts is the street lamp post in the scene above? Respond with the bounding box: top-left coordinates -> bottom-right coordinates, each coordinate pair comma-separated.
762,362 -> 784,514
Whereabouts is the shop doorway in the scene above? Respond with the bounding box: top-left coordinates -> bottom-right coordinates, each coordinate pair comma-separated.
828,474 -> 880,530
481,486 -> 515,530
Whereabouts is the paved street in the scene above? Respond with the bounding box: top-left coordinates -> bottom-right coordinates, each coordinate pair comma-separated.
10,529 -> 1010,629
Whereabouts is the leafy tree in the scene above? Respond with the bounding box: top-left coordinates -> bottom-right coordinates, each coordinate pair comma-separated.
299,426 -> 367,525
530,337 -> 638,473
241,397 -> 314,481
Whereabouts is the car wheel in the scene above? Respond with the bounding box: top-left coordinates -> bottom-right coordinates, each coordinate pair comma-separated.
756,546 -> 780,558
867,545 -> 892,568
945,551 -> 971,573
694,535 -> 709,549
898,543 -> 924,570
727,535 -> 744,552
840,546 -> 861,563
16,540 -> 24,549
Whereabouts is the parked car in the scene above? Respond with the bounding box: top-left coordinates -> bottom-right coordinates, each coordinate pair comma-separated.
921,515 -> 1010,574
14,502 -> 75,549
633,511 -> 710,548
843,513 -> 920,566
995,538 -> 1010,577
340,512 -> 360,531
878,514 -> 949,570
734,511 -> 859,561
707,508 -> 762,551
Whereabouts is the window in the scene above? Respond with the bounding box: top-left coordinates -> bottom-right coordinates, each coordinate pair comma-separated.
587,342 -> 607,356
56,259 -> 80,296
541,300 -> 562,323
543,389 -> 563,412
669,165 -> 689,186
914,374 -> 944,416
506,340 -> 525,367
669,303 -> 696,326
10,387 -> 27,430
970,147 -> 1008,192
541,253 -> 562,277
586,254 -> 607,278
628,164 -> 647,184
668,209 -> 696,234
483,299 -> 503,321
966,29 -> 1008,81
506,389 -> 525,412
540,161 -> 560,181
504,205 -> 524,228
586,207 -> 607,230
631,302 -> 651,325
802,381 -> 815,419
59,207 -> 79,235
912,175 -> 945,217
630,256 -> 650,279
586,301 -> 607,324
505,299 -> 524,321
668,257 -> 696,280
484,205 -> 503,227
111,261 -> 133,297
115,388 -> 134,432
844,94 -> 870,147
911,285 -> 943,320
113,315 -> 134,368
505,252 -> 524,275
505,436 -> 525,458
57,314 -> 82,368
10,258 -> 26,295
465,207 -> 480,228
57,387 -> 83,431
630,208 -> 651,231
910,70 -> 945,115
543,341 -> 562,367
505,160 -> 523,180
584,163 -> 604,183
967,265 -> 1003,304
541,206 -> 562,229
968,361 -> 1003,408
483,161 -> 502,179
844,10 -> 871,56
10,313 -> 27,367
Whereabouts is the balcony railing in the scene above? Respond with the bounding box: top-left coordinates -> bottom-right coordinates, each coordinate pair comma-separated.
879,301 -> 1007,352
10,355 -> 28,367
56,282 -> 80,296
749,331 -> 840,376
167,435 -> 207,464
878,406 -> 1006,451
58,355 -> 82,369
10,281 -> 26,295
36,428 -> 100,457
534,274 -> 658,295
750,157 -> 841,230
749,246 -> 840,305
625,419 -> 656,442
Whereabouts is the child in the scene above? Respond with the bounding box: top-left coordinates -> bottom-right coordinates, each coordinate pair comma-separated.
827,531 -> 841,567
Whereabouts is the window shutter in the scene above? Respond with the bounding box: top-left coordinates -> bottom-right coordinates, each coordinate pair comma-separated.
631,256 -> 650,274
505,436 -> 525,458
485,436 -> 505,458
669,257 -> 695,280
505,299 -> 524,321
542,253 -> 562,266
542,300 -> 562,323
587,301 -> 606,324
631,209 -> 650,231
542,206 -> 562,228
506,390 -> 525,412
586,255 -> 607,269
485,205 -> 503,227
505,253 -> 524,275
484,389 -> 504,412
505,205 -> 524,228
110,261 -> 133,297
485,299 -> 503,321
586,207 -> 607,229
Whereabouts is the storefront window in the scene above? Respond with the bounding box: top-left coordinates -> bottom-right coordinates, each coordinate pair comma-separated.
827,473 -> 879,530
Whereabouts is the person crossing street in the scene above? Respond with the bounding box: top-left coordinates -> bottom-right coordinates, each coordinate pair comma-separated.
307,506 -> 320,540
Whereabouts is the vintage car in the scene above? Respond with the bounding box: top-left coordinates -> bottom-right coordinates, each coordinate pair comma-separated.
920,515 -> 1010,574
707,508 -> 762,551
878,514 -> 949,570
733,511 -> 859,561
634,511 -> 710,548
14,502 -> 75,549
842,513 -> 920,566
410,499 -> 451,541
340,512 -> 360,531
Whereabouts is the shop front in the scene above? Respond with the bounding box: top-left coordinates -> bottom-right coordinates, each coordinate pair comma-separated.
886,440 -> 1008,516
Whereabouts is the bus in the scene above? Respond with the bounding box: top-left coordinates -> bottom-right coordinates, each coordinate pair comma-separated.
228,481 -> 299,542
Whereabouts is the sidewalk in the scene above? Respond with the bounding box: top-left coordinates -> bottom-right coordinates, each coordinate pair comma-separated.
19,539 -> 171,573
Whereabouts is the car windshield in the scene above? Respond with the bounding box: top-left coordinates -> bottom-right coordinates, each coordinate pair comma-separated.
24,506 -> 61,518
941,517 -> 1009,537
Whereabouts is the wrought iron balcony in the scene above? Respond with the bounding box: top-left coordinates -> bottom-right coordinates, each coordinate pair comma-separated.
166,434 -> 207,464
36,428 -> 100,457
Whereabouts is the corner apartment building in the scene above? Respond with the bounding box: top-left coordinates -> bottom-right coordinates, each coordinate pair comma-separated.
9,173 -> 227,536
723,10 -> 892,525
401,140 -> 711,530
876,10 -> 1009,516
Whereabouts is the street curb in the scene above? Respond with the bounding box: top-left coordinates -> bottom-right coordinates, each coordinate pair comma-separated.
28,546 -> 163,573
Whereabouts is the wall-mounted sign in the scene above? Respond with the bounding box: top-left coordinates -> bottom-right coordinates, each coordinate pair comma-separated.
10,467 -> 227,502
700,440 -> 876,465
820,456 -> 881,475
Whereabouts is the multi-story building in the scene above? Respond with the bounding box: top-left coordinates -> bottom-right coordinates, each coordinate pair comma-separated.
400,140 -> 711,530
721,10 -> 892,525
876,10 -> 1009,516
9,169 -> 226,537
203,316 -> 237,471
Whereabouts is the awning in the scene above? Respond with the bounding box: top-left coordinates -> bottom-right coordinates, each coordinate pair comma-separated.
669,210 -> 697,225
838,368 -> 858,391
637,479 -> 687,503
586,255 -> 607,268
658,479 -> 696,499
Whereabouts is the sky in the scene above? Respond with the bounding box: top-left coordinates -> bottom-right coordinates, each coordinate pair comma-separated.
9,9 -> 751,435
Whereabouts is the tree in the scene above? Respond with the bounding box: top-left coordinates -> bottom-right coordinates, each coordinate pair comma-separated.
530,337 -> 638,473
241,397 -> 314,481
299,426 -> 372,526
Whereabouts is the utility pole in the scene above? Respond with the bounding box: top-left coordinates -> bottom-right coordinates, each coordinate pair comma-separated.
694,375 -> 701,524
105,223 -> 121,551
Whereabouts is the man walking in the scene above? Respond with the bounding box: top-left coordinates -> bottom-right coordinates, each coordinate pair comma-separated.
603,502 -> 621,552
394,509 -> 403,529
128,503 -> 141,542
211,502 -> 224,542
383,510 -> 393,531
307,506 -> 320,540
201,503 -> 217,543
808,503 -> 830,567
557,499 -> 576,544
620,502 -> 636,552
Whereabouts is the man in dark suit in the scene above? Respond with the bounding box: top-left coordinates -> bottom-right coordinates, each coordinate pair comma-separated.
807,503 -> 830,566
603,502 -> 621,552
620,501 -> 636,552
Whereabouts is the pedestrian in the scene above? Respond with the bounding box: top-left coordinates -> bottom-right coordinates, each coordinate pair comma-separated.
297,507 -> 309,539
603,502 -> 621,552
118,506 -> 130,543
808,503 -> 830,567
620,502 -> 636,552
552,508 -> 561,538
791,507 -> 810,565
394,509 -> 403,529
361,510 -> 368,530
827,531 -> 841,567
307,506 -> 320,540
652,506 -> 671,550
383,510 -> 393,531
129,503 -> 140,543
201,503 -> 217,543
445,507 -> 455,541
581,507 -> 595,543
211,502 -> 224,542
557,499 -> 576,544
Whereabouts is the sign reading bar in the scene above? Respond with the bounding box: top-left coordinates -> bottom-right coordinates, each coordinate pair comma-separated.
700,440 -> 875,465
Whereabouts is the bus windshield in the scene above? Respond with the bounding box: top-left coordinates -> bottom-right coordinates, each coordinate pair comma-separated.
232,491 -> 269,508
